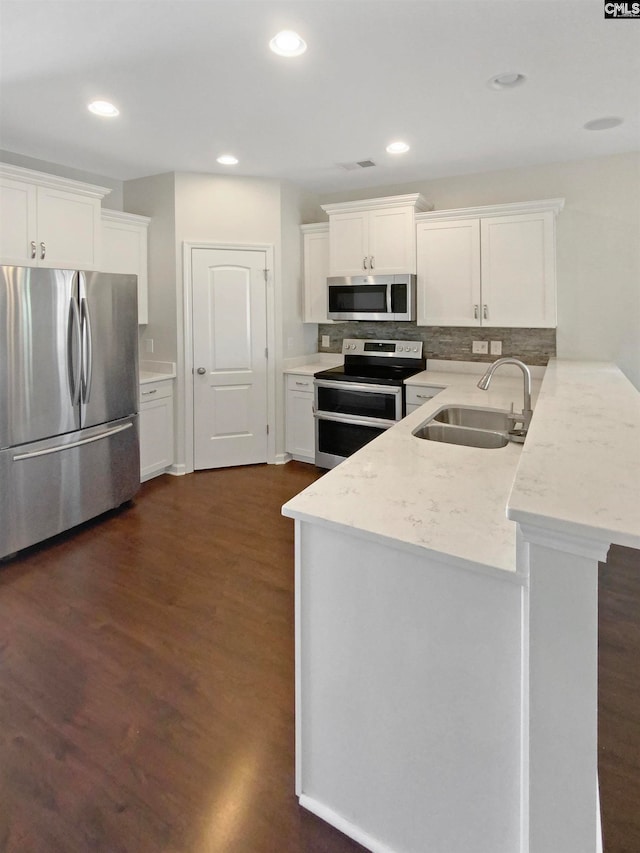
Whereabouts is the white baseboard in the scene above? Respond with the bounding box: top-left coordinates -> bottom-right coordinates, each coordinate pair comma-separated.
274,452 -> 291,465
299,794 -> 394,853
168,463 -> 187,476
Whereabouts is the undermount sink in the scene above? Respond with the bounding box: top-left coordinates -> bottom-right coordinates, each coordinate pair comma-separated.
433,406 -> 512,432
412,423 -> 509,449
411,405 -> 519,449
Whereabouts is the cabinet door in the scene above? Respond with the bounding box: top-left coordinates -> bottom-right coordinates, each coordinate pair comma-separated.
286,382 -> 315,462
36,186 -> 101,270
139,384 -> 174,480
329,211 -> 369,276
480,212 -> 556,327
101,216 -> 149,324
416,219 -> 481,326
303,227 -> 330,323
368,206 -> 416,274
0,177 -> 37,265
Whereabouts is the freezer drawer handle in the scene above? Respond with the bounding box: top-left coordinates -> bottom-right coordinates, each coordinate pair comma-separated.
13,422 -> 133,462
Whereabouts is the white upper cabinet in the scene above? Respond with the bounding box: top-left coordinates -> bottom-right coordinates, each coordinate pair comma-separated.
480,212 -> 557,328
416,199 -> 564,328
322,194 -> 430,277
101,210 -> 151,325
416,218 -> 481,326
0,163 -> 109,270
301,223 -> 330,323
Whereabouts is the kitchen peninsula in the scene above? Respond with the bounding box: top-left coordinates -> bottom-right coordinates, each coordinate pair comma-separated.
282,359 -> 640,853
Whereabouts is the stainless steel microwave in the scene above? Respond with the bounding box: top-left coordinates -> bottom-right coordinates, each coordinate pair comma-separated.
327,274 -> 416,321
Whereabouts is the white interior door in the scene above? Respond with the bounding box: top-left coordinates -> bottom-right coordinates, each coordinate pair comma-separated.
192,247 -> 268,469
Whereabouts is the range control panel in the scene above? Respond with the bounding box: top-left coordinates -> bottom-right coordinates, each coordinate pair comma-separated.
341,338 -> 423,359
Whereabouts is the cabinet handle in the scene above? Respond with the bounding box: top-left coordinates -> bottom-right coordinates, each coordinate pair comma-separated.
370,256 -> 375,270
295,381 -> 309,387
141,389 -> 158,396
415,394 -> 433,400
30,241 -> 37,259
363,257 -> 368,270
473,304 -> 479,320
483,304 -> 488,320
40,241 -> 46,260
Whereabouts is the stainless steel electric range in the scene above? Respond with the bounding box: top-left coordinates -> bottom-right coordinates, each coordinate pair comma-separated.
314,338 -> 426,469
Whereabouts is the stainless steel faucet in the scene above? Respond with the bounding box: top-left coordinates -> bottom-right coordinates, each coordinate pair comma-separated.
477,357 -> 533,430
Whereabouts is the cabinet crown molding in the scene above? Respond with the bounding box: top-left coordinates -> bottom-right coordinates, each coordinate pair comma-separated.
0,162 -> 112,199
101,209 -> 151,225
300,222 -> 329,233
321,193 -> 432,215
415,198 -> 565,223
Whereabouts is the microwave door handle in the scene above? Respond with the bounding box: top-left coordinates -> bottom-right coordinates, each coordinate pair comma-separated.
386,284 -> 392,315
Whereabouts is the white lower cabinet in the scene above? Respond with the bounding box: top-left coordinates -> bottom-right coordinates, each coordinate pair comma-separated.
139,379 -> 174,481
405,383 -> 444,416
285,373 -> 315,463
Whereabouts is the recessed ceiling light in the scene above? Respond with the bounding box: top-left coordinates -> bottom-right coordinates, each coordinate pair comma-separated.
386,141 -> 410,154
583,116 -> 623,131
216,154 -> 239,166
488,72 -> 526,90
269,30 -> 307,57
88,100 -> 119,117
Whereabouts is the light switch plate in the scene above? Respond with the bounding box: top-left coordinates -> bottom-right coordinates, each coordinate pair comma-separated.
490,340 -> 503,356
472,340 -> 489,354
321,335 -> 330,348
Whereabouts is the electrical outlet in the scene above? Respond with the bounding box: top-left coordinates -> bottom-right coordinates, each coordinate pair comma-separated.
321,335 -> 330,348
472,340 -> 488,354
490,340 -> 502,356
144,338 -> 154,353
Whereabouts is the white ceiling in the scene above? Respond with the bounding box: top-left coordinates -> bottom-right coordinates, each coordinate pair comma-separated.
1,0 -> 639,193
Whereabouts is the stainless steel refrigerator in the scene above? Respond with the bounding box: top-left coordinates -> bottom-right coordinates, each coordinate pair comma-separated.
0,266 -> 140,559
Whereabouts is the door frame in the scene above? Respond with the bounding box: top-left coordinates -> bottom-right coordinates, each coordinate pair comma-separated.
182,241 -> 277,474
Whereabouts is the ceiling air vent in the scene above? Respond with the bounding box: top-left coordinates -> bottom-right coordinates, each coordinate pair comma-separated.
337,159 -> 377,171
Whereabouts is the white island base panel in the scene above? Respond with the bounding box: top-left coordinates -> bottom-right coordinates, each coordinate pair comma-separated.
295,520 -> 524,853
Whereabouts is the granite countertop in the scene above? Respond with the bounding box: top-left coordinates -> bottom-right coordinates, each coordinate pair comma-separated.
283,358 -> 640,573
283,355 -> 343,377
283,368 -> 543,576
139,360 -> 177,384
507,359 -> 640,549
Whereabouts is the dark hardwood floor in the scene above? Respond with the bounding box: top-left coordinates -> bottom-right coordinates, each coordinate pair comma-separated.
0,463 -> 638,852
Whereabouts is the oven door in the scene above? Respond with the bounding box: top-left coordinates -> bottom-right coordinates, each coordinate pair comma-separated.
314,412 -> 393,469
315,379 -> 402,421
313,379 -> 401,468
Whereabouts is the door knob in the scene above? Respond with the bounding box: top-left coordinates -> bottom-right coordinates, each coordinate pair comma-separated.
197,367 -> 206,374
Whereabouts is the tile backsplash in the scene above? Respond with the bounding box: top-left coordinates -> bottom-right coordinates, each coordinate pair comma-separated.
317,322 -> 556,366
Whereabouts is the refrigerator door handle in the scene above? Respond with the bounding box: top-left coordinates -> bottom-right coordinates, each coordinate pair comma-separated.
67,293 -> 82,405
12,422 -> 133,462
79,275 -> 94,404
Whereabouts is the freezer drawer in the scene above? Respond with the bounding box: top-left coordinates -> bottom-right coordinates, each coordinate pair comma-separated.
0,416 -> 139,558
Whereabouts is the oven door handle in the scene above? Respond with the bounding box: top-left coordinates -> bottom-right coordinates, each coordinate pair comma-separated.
314,379 -> 402,397
313,411 -> 394,429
